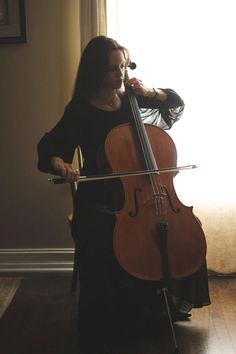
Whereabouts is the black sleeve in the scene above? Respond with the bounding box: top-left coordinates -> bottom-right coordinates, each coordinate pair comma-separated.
37,101 -> 81,174
137,88 -> 185,129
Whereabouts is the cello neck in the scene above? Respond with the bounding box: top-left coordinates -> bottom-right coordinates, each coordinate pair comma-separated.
124,67 -> 158,171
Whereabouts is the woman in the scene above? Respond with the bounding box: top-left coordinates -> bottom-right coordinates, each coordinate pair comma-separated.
37,36 -> 210,354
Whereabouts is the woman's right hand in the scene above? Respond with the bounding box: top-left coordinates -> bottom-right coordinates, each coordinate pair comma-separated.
50,157 -> 80,183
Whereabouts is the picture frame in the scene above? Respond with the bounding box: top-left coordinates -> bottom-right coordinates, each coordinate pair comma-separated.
0,0 -> 27,44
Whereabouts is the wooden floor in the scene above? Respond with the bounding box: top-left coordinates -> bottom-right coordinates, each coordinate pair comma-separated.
0,274 -> 236,354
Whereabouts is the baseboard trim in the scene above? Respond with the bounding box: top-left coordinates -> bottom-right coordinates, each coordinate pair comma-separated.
0,248 -> 75,272
1,249 -> 231,277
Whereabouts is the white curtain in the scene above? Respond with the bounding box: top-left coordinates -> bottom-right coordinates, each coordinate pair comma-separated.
79,0 -> 107,51
107,0 -> 236,274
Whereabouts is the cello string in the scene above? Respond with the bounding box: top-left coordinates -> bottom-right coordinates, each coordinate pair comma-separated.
125,80 -> 165,217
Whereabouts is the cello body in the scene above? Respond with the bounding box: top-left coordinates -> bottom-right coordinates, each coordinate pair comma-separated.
105,123 -> 206,281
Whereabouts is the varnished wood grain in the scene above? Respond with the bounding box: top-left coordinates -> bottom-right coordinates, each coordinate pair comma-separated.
0,275 -> 235,354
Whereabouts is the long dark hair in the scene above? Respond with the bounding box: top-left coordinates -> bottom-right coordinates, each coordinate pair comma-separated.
72,36 -> 129,101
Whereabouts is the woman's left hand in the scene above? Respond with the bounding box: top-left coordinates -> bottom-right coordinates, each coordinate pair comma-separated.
126,77 -> 152,97
126,77 -> 167,101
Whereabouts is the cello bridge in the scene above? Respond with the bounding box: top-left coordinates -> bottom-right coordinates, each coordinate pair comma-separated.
144,192 -> 166,205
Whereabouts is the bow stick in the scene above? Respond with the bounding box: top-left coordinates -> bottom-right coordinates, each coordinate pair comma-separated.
48,164 -> 197,184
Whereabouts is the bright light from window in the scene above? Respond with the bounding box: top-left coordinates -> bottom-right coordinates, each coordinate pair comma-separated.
107,0 -> 236,205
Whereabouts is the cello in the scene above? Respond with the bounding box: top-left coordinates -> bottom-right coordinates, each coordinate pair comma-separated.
103,63 -> 207,282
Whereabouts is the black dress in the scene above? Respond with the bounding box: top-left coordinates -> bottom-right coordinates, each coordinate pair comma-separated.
37,90 -> 210,353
